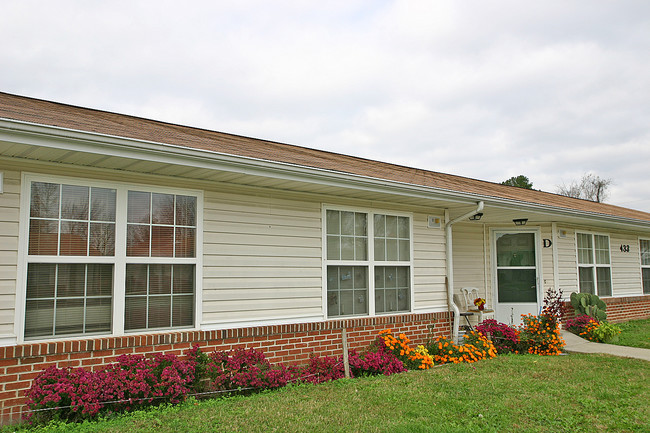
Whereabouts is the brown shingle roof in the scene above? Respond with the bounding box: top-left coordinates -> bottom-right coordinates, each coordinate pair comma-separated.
2,91 -> 649,223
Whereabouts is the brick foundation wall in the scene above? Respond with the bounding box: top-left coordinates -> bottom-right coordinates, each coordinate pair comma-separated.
562,294 -> 650,323
0,311 -> 450,424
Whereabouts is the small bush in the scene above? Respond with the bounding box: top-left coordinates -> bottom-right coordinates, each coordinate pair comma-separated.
348,347 -> 407,376
426,331 -> 497,364
25,350 -> 198,423
519,314 -> 565,355
377,329 -> 434,370
299,354 -> 345,384
476,319 -> 520,354
565,314 -> 596,335
566,314 -> 621,343
25,366 -> 103,423
541,287 -> 564,326
204,348 -> 293,392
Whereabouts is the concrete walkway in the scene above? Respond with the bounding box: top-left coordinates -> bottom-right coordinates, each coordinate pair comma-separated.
561,330 -> 650,361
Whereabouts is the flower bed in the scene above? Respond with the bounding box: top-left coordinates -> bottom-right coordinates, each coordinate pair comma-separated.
25,313 -> 569,425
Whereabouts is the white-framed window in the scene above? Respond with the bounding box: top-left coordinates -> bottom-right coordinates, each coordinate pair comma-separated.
640,239 -> 650,294
576,232 -> 612,297
21,175 -> 201,340
324,207 -> 413,318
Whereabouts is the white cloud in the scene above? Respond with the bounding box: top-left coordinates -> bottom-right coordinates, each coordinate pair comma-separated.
1,0 -> 649,211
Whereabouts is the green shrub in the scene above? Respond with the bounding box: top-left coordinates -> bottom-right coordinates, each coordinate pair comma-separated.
590,321 -> 622,343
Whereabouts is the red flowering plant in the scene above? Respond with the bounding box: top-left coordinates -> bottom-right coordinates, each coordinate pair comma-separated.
25,366 -> 104,423
25,349 -> 199,423
475,319 -> 521,354
348,348 -> 408,376
473,297 -> 486,310
204,348 -> 295,393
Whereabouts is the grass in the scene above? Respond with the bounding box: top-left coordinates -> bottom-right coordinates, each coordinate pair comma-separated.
612,318 -> 650,349
7,353 -> 649,433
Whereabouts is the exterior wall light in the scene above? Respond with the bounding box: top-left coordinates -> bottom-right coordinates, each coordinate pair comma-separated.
513,218 -> 528,226
469,212 -> 483,221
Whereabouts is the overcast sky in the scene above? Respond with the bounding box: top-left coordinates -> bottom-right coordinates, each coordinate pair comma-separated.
2,1 -> 650,211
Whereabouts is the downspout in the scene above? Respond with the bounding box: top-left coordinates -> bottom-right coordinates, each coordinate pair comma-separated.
446,201 -> 484,342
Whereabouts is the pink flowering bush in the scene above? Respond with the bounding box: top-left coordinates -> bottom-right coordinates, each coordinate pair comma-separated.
348,346 -> 406,376
299,354 -> 345,384
204,348 -> 295,392
25,366 -> 104,423
476,319 -> 521,354
99,352 -> 197,412
26,342 -> 411,424
26,349 -> 199,423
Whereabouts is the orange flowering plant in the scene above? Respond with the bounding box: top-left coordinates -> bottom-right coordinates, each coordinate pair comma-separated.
473,297 -> 486,308
377,329 -> 434,370
519,314 -> 565,356
426,331 -> 497,365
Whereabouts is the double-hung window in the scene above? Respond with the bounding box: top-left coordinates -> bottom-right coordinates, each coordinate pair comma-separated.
576,232 -> 612,296
640,239 -> 650,294
325,208 -> 412,318
23,176 -> 200,340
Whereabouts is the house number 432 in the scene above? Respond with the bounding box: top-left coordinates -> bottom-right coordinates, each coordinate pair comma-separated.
620,245 -> 630,252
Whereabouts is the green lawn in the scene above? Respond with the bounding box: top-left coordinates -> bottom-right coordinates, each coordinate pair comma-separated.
11,354 -> 649,433
613,318 -> 650,349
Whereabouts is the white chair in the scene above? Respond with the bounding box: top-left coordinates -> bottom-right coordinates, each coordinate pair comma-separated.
460,287 -> 494,324
453,293 -> 476,334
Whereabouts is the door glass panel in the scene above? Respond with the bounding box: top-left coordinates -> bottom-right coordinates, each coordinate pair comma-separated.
497,269 -> 537,302
496,233 -> 535,267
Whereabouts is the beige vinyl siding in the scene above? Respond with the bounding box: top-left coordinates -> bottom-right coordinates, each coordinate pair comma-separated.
555,227 -> 645,297
555,227 -> 579,294
610,232 -> 643,296
412,212 -> 446,310
0,169 -> 19,338
451,223 -> 488,303
202,190 -> 324,325
540,225 -> 554,293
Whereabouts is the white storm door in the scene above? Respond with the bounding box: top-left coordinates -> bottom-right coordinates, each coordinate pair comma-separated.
493,231 -> 540,325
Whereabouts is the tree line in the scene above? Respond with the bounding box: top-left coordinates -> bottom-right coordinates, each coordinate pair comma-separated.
501,173 -> 612,203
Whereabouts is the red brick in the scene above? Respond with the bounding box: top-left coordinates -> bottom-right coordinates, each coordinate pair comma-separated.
81,358 -> 103,367
43,354 -> 69,362
155,345 -> 173,352
20,356 -> 44,365
5,365 -> 32,375
18,371 -> 41,381
4,381 -> 30,392
0,390 -> 18,401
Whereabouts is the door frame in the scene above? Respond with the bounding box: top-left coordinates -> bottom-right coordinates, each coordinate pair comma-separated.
490,227 -> 543,325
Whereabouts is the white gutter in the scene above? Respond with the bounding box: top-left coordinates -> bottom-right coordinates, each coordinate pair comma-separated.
3,118 -> 650,231
446,201 -> 484,342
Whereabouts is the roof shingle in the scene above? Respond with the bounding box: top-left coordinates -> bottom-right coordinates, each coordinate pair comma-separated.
2,91 -> 649,223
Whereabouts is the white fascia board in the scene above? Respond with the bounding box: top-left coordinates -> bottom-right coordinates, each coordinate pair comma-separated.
0,118 -> 477,205
2,118 -> 650,230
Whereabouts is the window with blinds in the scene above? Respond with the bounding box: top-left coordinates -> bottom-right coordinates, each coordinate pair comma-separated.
23,177 -> 200,340
640,239 -> 650,294
325,208 -> 412,318
576,233 -> 612,297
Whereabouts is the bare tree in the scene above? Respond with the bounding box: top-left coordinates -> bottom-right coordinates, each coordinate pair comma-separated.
556,173 -> 612,203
